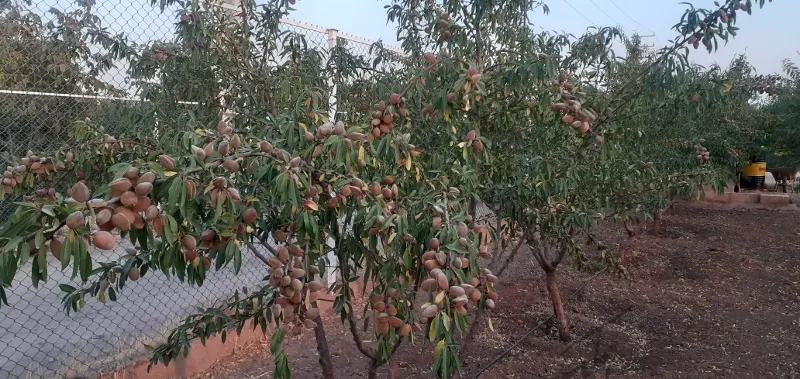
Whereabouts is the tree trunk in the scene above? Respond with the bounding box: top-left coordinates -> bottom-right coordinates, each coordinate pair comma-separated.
545,269 -> 571,342
653,209 -> 663,232
458,310 -> 483,362
619,222 -> 637,266
367,359 -> 378,379
312,314 -> 336,379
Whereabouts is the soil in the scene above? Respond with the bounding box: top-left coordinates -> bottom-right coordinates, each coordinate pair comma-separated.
191,203 -> 800,379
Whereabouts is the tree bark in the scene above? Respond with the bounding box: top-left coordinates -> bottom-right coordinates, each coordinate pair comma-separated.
458,310 -> 483,362
367,359 -> 378,379
312,313 -> 336,379
653,209 -> 663,232
545,269 -> 571,342
619,221 -> 637,266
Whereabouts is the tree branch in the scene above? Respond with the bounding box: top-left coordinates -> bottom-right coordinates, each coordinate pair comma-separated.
246,242 -> 272,266
346,310 -> 377,360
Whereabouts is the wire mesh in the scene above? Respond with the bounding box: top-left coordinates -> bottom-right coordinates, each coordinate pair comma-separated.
0,0 -> 398,377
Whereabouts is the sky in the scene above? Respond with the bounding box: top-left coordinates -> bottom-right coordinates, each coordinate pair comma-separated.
285,0 -> 800,76
23,0 -> 800,93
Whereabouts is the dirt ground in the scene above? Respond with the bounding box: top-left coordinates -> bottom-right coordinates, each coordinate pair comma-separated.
191,203 -> 800,378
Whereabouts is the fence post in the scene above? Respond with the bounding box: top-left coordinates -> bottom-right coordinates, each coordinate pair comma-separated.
325,28 -> 341,289
326,28 -> 339,122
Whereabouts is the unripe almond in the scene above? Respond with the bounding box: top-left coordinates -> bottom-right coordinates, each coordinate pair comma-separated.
399,324 -> 412,336
277,246 -> 290,262
562,114 -> 574,125
218,141 -> 230,156
71,182 -> 91,203
230,134 -> 241,150
264,260 -> 282,274
182,235 -> 197,251
110,178 -> 132,193
143,205 -> 159,221
334,121 -> 346,135
388,316 -> 403,328
259,141 -> 274,153
430,238 -> 440,250
421,304 -> 438,319
120,191 -> 138,208
66,211 -> 85,230
424,259 -> 441,271
457,222 -> 468,237
387,304 -> 397,316
485,299 -> 496,309
466,130 -> 476,141
191,145 -> 206,160
326,197 -> 338,210
486,274 -> 498,283
374,301 -> 386,312
376,321 -> 390,335
181,180 -> 195,201
473,139 -> 484,152
112,213 -> 131,231
348,132 -> 365,140
203,141 -> 215,157
449,285 -> 465,297
578,122 -> 590,134
222,159 -> 239,172
308,281 -> 324,292
369,182 -> 381,196
471,290 -> 482,302
93,231 -> 116,250
487,291 -> 499,301
242,207 -> 258,224
158,155 -> 175,170
437,273 -> 449,290
452,294 -> 469,307
50,240 -> 63,261
381,187 -> 392,199
389,93 -> 401,105
291,278 -> 303,292
306,308 -> 320,320
151,214 -> 165,237
128,267 -> 140,281
184,249 -> 198,262
421,278 -> 436,291
436,251 -> 447,266
203,256 -> 212,270
134,182 -> 153,196
289,268 -> 306,279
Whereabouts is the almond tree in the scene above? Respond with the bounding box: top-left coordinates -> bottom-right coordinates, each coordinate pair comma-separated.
0,0 -> 776,378
0,1 -> 496,378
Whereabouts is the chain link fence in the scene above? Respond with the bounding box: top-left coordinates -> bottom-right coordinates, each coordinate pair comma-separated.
0,0 -> 399,377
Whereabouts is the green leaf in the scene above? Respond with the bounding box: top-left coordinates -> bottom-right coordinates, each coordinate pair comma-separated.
18,242 -> 31,265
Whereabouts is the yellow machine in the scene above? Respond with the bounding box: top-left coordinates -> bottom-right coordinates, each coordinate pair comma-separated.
740,161 -> 766,190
